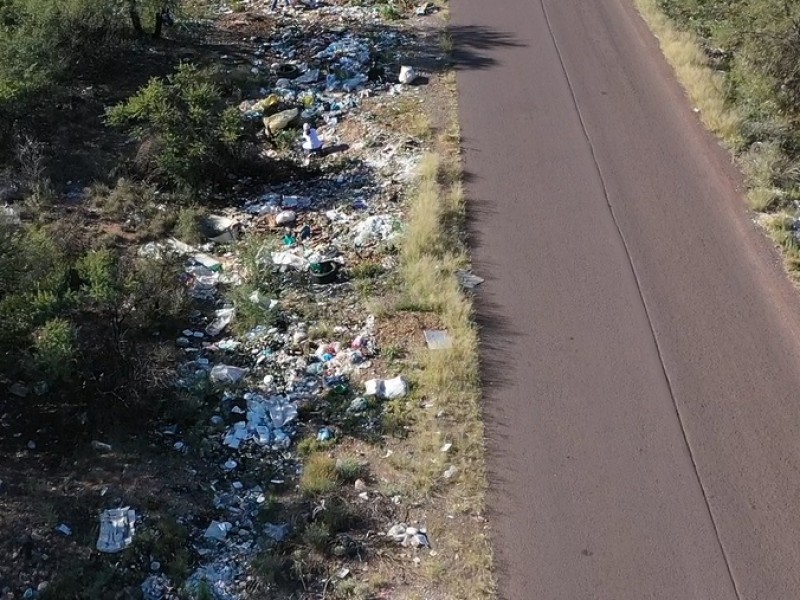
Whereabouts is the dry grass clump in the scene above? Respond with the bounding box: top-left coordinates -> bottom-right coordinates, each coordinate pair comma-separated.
300,453 -> 338,496
396,150 -> 495,598
634,0 -> 741,143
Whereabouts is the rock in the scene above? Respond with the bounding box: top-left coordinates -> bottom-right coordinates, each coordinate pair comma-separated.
443,465 -> 459,479
354,479 -> 367,492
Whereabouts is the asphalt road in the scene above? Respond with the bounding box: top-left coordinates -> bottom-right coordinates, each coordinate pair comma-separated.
452,1 -> 800,598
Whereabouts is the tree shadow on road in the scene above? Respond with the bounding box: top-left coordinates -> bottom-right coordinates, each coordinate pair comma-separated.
449,25 -> 526,71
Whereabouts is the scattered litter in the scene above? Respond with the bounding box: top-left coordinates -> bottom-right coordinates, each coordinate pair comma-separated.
271,250 -> 309,270
141,575 -> 172,600
456,270 -> 485,289
353,214 -> 401,246
398,65 -> 419,85
440,442 -> 453,453
55,524 -> 72,536
387,523 -> 431,548
317,426 -> 335,442
210,364 -> 248,385
348,396 -> 368,413
206,308 -> 236,337
442,465 -> 459,480
424,330 -> 452,350
364,376 -> 409,399
415,2 -> 435,15
96,507 -> 136,553
265,523 -> 290,542
204,521 -> 233,541
206,215 -> 242,244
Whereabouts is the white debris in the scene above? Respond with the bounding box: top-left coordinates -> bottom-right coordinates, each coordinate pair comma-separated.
204,521 -> 232,541
398,65 -> 419,85
364,376 -> 409,399
96,507 -> 136,553
424,330 -> 452,350
210,364 -> 248,384
271,250 -> 309,270
275,210 -> 297,226
206,308 -> 236,337
353,214 -> 401,246
387,523 -> 431,548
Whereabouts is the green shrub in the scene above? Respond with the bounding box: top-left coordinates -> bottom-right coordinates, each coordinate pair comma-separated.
77,248 -> 120,307
0,0 -> 128,105
301,522 -> 331,553
174,205 -> 207,245
300,453 -> 338,496
335,457 -> 366,483
33,318 -> 74,382
106,63 -> 243,191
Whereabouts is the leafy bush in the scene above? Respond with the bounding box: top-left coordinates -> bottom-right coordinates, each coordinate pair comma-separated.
0,0 -> 127,105
301,522 -> 331,553
33,318 -> 74,382
107,64 -> 243,191
174,205 -> 207,245
77,248 -> 120,307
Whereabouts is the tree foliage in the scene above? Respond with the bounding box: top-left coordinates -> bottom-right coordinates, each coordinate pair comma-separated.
0,0 -> 182,116
660,0 -> 800,128
106,63 -> 243,190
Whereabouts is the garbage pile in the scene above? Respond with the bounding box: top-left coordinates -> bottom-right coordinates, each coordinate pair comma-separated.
128,4 -> 440,598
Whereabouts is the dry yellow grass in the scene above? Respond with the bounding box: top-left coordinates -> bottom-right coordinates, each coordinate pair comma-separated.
633,0 -> 741,144
396,148 -> 495,598
633,0 -> 800,279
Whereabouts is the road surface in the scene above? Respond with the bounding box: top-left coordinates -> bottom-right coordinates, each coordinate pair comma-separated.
452,0 -> 800,598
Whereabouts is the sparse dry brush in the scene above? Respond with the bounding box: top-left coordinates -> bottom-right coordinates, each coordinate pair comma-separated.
396,150 -> 494,598
637,0 -> 800,275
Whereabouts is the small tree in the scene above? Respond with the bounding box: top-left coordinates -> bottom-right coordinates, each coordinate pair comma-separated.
33,318 -> 74,382
106,64 -> 243,191
124,0 -> 180,39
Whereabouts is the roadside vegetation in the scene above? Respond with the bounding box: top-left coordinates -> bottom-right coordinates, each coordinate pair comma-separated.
0,1 -> 493,599
635,0 -> 800,274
